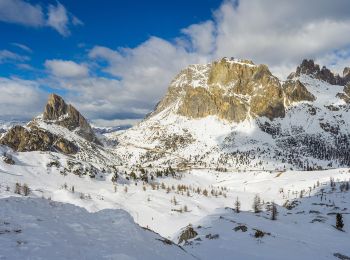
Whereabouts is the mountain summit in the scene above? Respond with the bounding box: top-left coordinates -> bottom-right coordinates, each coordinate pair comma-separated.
43,94 -> 100,144
0,94 -> 101,155
288,59 -> 350,86
150,58 -> 320,123
115,58 -> 350,171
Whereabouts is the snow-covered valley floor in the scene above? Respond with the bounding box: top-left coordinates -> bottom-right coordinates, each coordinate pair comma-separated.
1,150 -> 349,259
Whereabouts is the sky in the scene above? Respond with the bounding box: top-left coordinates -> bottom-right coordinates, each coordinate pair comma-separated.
1,0 -> 350,126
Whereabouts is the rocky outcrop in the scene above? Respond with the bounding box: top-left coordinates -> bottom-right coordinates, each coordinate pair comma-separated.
177,86 -> 249,122
154,58 -> 285,122
43,94 -> 100,145
178,225 -> 198,244
0,125 -> 78,154
283,80 -> 316,105
288,59 -> 345,85
336,84 -> 350,104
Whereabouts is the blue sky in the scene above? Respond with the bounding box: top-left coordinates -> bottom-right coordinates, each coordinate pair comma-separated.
0,0 -> 221,78
1,0 -> 350,125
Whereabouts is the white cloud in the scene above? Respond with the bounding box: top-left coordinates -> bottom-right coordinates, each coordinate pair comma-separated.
91,118 -> 141,128
71,0 -> 350,122
45,59 -> 89,78
212,0 -> 350,75
11,42 -> 32,53
47,3 -> 70,36
0,0 -> 82,36
4,0 -> 350,123
0,77 -> 46,120
0,49 -> 29,63
0,0 -> 44,27
181,21 -> 215,55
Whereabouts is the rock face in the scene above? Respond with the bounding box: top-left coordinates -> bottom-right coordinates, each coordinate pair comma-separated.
0,125 -> 78,154
283,80 -> 315,105
43,94 -> 100,144
288,59 -> 346,85
153,58 -> 286,122
178,225 -> 198,244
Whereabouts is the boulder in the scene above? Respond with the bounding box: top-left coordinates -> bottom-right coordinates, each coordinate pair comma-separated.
178,225 -> 198,244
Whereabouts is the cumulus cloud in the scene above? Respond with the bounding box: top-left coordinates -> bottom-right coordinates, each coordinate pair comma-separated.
45,59 -> 89,78
47,3 -> 70,36
0,0 -> 82,36
181,21 -> 215,55
212,0 -> 350,75
0,77 -> 46,120
0,0 -> 44,27
66,0 -> 350,123
4,0 -> 350,124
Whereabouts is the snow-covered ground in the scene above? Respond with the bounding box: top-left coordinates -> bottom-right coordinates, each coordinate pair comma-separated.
180,184 -> 350,260
1,146 -> 349,259
0,197 -> 191,260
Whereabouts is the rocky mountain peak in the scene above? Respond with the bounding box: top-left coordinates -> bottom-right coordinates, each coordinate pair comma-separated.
152,58 -> 290,122
43,94 -> 100,145
288,59 -> 345,85
43,94 -> 68,121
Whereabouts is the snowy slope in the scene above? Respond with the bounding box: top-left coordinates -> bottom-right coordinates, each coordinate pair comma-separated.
1,142 -> 350,259
179,184 -> 350,260
0,197 -> 192,260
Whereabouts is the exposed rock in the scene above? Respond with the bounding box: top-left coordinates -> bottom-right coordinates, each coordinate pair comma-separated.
343,67 -> 350,84
154,58 -> 285,122
334,252 -> 350,260
336,84 -> 350,104
43,94 -> 100,145
234,225 -> 248,232
283,80 -> 316,105
2,153 -> 15,165
205,233 -> 219,239
288,59 -> 344,85
0,125 -> 78,154
178,225 -> 198,244
253,229 -> 270,238
177,86 -> 249,122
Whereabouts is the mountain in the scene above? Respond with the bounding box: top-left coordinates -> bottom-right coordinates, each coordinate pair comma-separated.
1,58 -> 350,260
114,58 -> 350,171
0,94 -> 120,177
43,94 -> 101,145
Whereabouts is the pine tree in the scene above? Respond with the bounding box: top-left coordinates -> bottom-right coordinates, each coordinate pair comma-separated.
203,189 -> 208,197
271,202 -> 278,220
336,213 -> 344,230
22,183 -> 30,196
235,197 -> 241,213
252,194 -> 262,213
14,183 -> 21,195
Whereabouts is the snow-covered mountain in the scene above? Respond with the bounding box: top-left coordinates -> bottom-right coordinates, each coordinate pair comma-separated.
114,58 -> 350,171
1,58 -> 350,259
